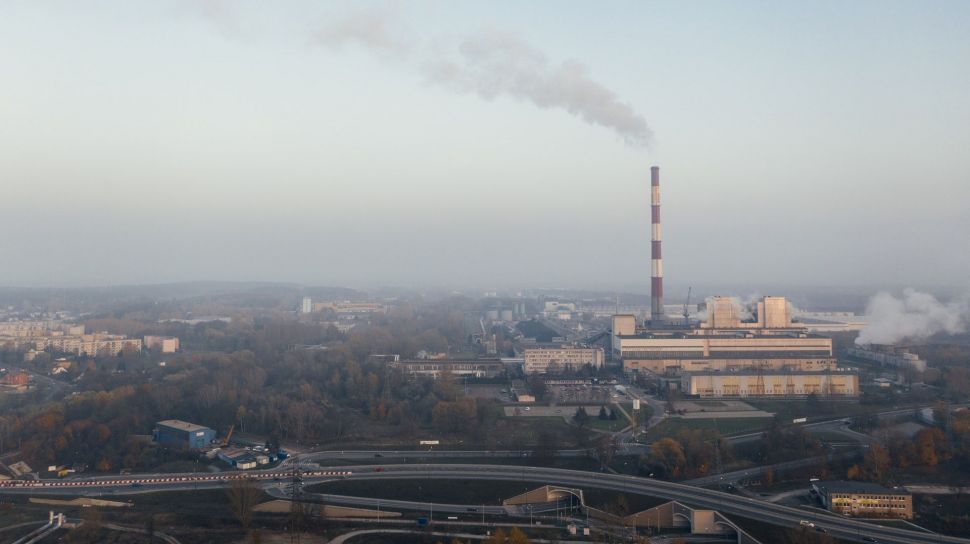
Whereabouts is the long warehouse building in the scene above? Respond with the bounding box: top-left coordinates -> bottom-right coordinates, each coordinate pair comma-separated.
681,369 -> 859,398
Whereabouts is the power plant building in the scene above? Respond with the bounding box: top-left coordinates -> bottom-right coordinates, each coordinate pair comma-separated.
681,369 -> 859,398
612,167 -> 855,398
614,296 -> 837,376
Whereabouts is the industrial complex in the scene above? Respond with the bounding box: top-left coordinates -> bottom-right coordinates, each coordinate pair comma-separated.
611,167 -> 858,398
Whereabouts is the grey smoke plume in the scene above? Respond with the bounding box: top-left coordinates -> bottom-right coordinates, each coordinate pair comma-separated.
856,288 -> 970,345
422,31 -> 652,147
313,5 -> 414,57
315,10 -> 652,146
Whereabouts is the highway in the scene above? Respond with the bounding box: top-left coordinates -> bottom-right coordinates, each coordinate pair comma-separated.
334,464 -> 966,544
3,463 -> 966,544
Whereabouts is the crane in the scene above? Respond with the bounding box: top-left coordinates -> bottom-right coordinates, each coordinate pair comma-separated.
682,286 -> 692,327
220,425 -> 235,447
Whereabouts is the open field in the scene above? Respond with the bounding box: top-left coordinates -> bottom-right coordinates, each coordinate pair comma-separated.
645,417 -> 774,440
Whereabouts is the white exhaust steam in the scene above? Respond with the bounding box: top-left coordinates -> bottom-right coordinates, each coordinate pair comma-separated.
856,288 -> 969,345
315,8 -> 652,146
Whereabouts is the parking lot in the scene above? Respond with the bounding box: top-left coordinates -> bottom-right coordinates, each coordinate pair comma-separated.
548,384 -> 627,405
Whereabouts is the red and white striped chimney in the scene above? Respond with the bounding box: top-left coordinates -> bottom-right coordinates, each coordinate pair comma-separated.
650,166 -> 664,323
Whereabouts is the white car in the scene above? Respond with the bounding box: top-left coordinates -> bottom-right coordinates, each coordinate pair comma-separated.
799,520 -> 815,528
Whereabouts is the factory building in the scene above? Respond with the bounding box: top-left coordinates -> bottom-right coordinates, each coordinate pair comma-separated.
681,369 -> 858,398
847,345 -> 927,372
153,420 -> 216,450
813,481 -> 912,519
614,297 -> 836,376
390,358 -> 505,379
700,296 -> 793,330
523,347 -> 605,374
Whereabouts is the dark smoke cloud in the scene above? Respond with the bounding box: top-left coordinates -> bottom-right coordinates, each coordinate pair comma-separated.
315,10 -> 652,146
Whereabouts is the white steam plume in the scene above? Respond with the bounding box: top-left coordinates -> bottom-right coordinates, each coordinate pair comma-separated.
856,288 -> 970,345
315,10 -> 652,146
422,30 -> 652,147
313,5 -> 414,58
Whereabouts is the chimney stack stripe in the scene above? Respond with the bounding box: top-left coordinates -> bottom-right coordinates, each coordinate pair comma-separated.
650,166 -> 664,322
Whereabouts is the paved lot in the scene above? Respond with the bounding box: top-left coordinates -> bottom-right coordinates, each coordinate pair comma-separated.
548,385 -> 625,405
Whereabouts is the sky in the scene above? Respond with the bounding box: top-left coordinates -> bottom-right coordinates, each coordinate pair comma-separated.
1,0 -> 968,292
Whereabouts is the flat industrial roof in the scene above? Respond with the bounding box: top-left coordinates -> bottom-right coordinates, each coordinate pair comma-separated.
815,480 -> 909,495
684,369 -> 855,376
616,330 -> 826,340
156,419 -> 212,433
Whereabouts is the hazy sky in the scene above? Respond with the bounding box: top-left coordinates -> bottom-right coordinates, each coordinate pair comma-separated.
1,1 -> 968,291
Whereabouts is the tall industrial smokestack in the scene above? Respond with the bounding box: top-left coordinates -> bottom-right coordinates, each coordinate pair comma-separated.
650,166 -> 664,324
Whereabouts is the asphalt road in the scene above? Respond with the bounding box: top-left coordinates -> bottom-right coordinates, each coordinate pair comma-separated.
4,464 -> 966,544
333,464 -> 966,544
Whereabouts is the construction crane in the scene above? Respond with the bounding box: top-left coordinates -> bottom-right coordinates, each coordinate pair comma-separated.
682,286 -> 692,327
220,425 -> 235,447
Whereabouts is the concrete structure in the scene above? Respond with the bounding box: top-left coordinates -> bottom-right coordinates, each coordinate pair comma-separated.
543,301 -> 576,313
143,335 -> 180,353
700,296 -> 793,330
153,420 -> 216,450
848,345 -> 927,372
301,296 -> 313,314
681,369 -> 859,398
312,301 -> 386,315
217,447 -> 258,469
1,320 -> 142,358
523,346 -> 604,374
814,481 -> 912,519
389,358 -> 505,379
650,166 -> 664,323
796,312 -> 868,333
614,296 -> 838,382
6,333 -> 142,357
504,486 -> 763,544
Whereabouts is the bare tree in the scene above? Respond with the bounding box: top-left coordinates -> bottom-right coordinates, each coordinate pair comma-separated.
226,476 -> 262,532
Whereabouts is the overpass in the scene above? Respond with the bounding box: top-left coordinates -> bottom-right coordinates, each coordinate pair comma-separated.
5,463 -> 965,544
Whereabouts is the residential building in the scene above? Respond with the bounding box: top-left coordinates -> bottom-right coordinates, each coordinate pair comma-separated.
144,335 -> 180,353
312,301 -> 386,315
